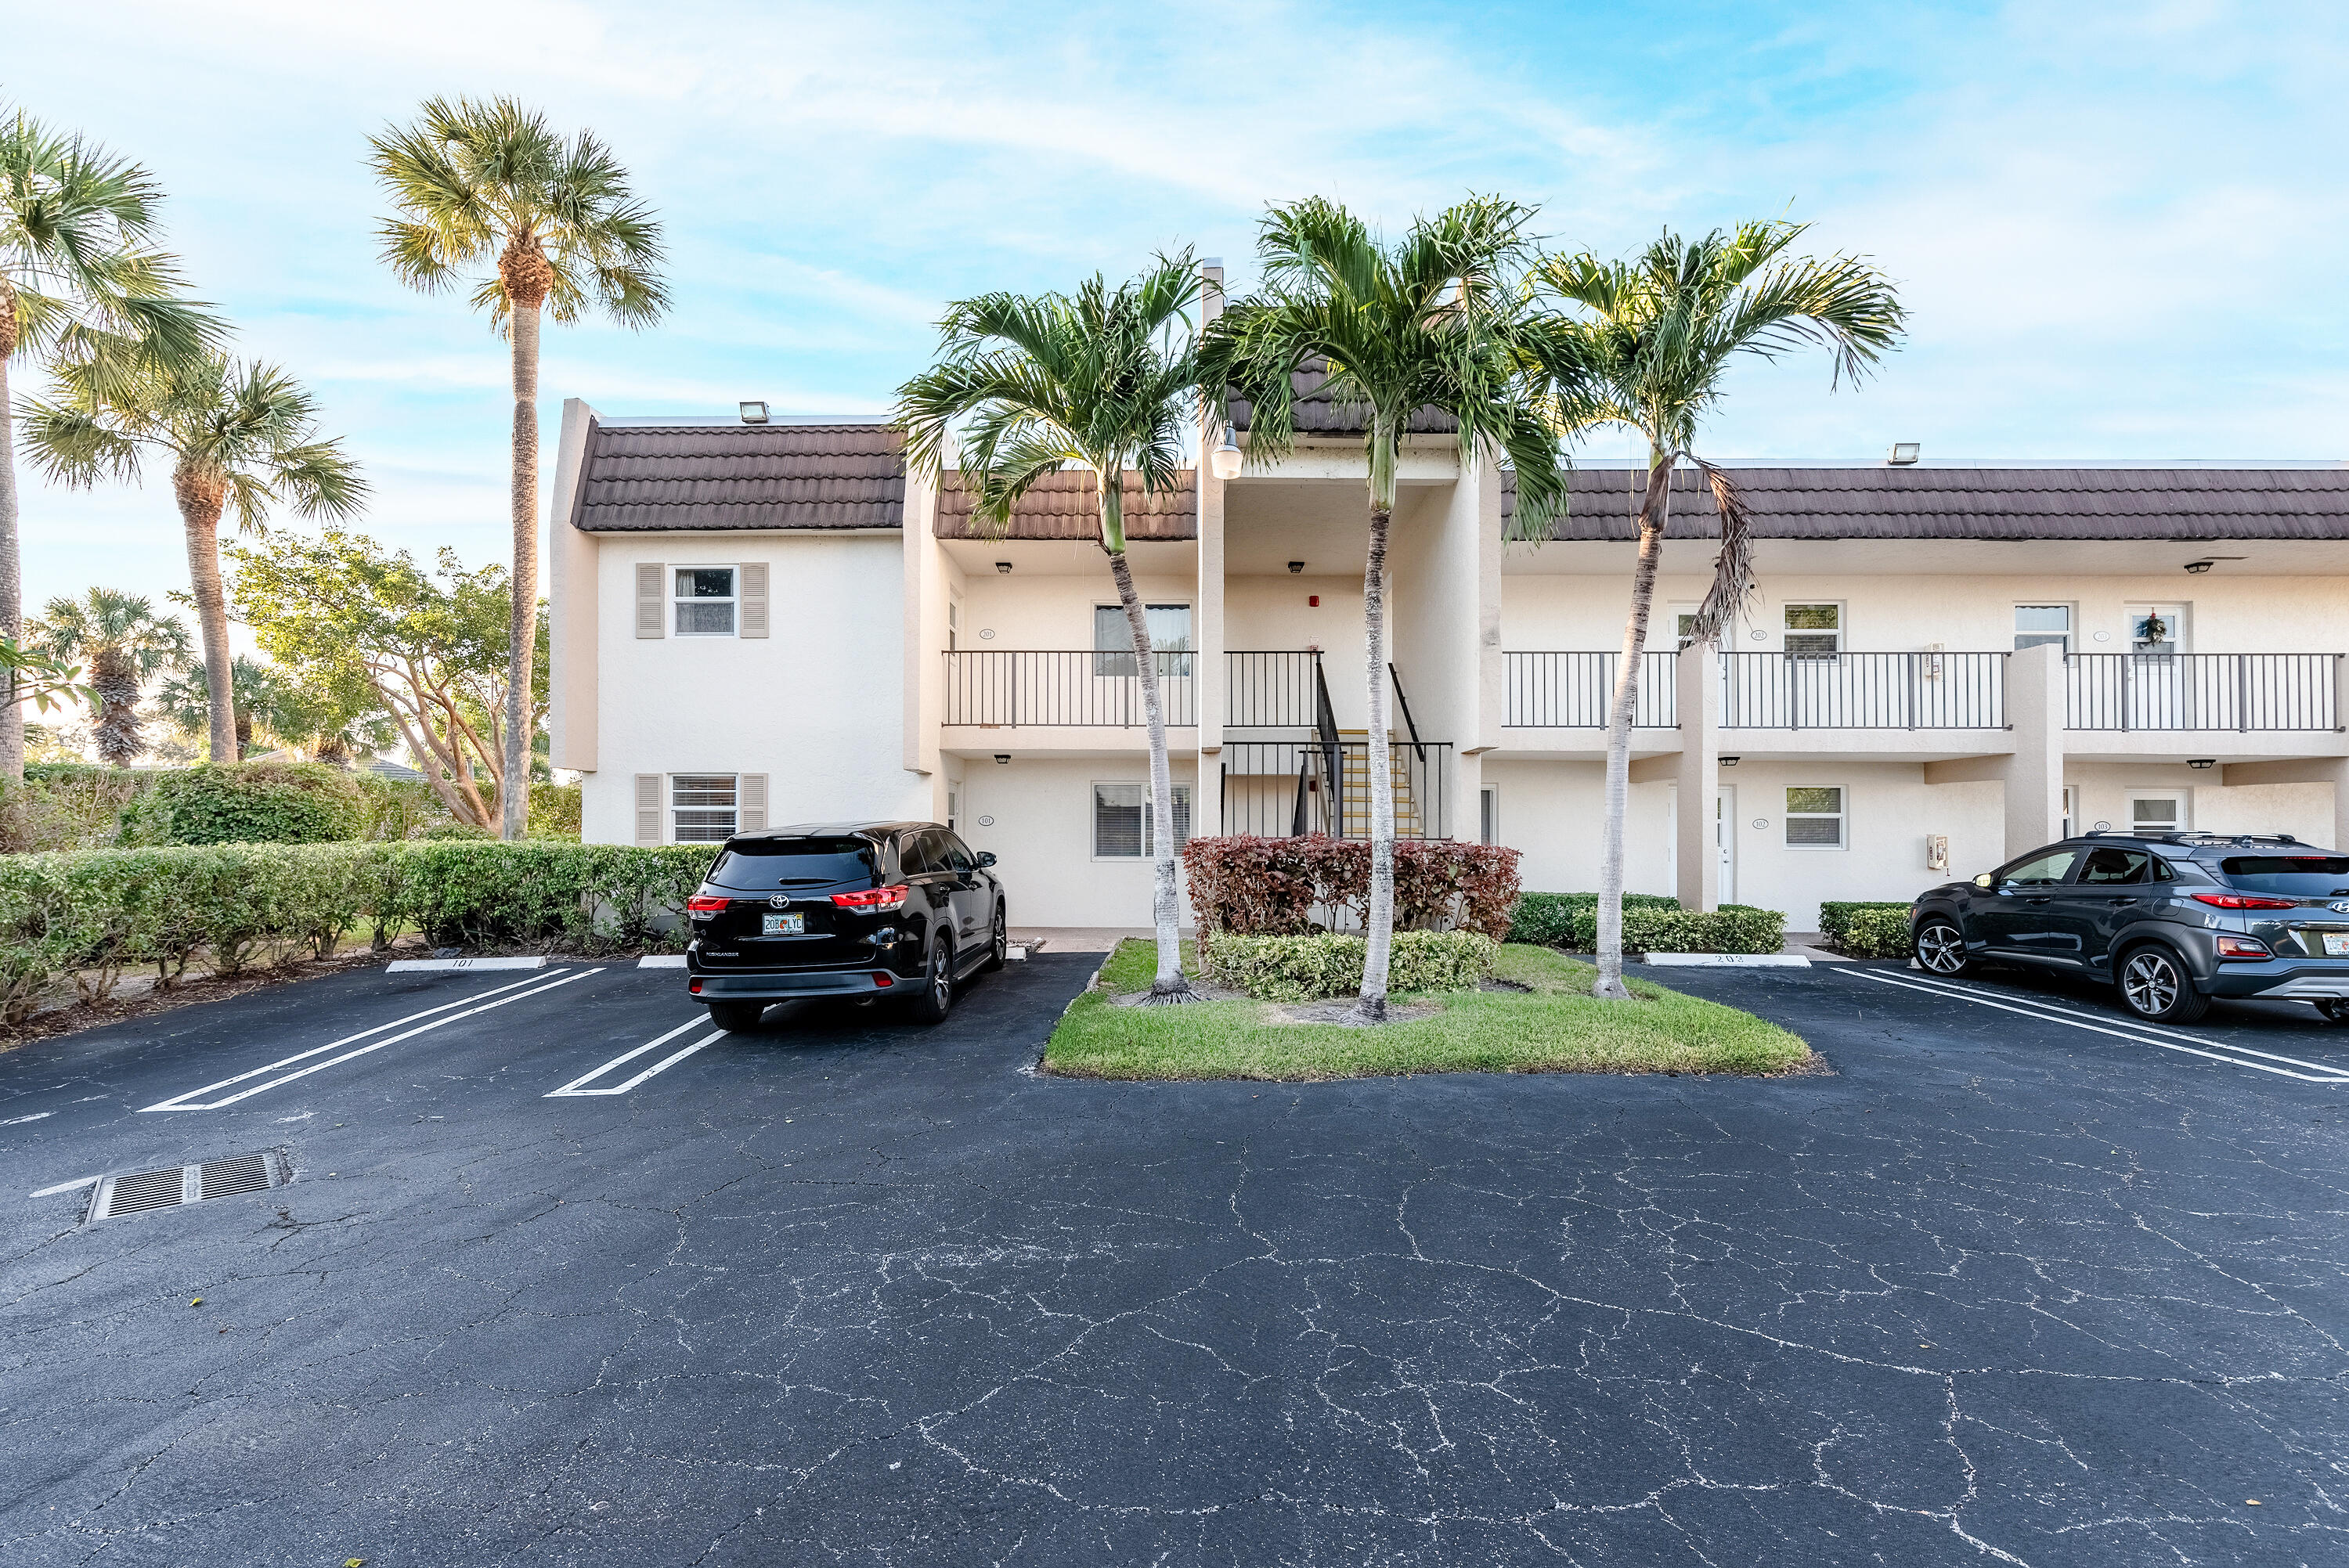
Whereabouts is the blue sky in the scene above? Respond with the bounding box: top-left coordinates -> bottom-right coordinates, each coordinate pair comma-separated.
9,0 -> 2345,613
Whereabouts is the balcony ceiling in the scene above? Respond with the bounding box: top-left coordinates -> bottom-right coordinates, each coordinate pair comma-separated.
938,537 -> 1194,578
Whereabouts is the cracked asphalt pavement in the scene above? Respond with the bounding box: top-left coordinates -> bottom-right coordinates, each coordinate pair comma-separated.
2,951 -> 2345,1566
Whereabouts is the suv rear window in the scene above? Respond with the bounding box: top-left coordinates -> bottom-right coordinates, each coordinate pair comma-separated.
707,838 -> 879,890
2217,856 -> 2349,896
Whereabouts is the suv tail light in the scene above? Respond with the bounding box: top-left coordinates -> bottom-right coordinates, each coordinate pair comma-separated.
2192,892 -> 2298,910
2216,935 -> 2273,959
687,895 -> 731,914
832,884 -> 910,912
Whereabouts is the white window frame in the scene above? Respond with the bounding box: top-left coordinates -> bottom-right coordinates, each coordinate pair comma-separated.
1091,780 -> 1193,860
1782,602 -> 1843,660
1479,784 -> 1500,845
2015,604 -> 2073,652
673,564 -> 739,638
2128,791 -> 2187,838
2062,785 -> 2077,839
1093,601 -> 1193,677
1784,784 -> 1847,850
1668,602 -> 1701,651
671,773 -> 739,842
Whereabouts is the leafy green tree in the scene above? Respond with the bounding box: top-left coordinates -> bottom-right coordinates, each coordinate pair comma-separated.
370,96 -> 666,841
224,527 -> 543,828
28,586 -> 189,764
0,105 -> 220,778
156,653 -> 391,763
1202,197 -> 1569,1022
1525,221 -> 1903,997
897,256 -> 1204,1001
19,351 -> 367,765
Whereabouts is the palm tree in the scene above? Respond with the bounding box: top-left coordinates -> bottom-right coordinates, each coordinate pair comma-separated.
19,352 -> 368,763
1202,197 -> 1569,1022
370,96 -> 668,841
28,587 -> 189,764
896,258 -> 1205,1003
1527,221 -> 1903,999
0,105 -> 220,779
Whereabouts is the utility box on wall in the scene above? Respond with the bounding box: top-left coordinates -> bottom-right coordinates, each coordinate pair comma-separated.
1925,834 -> 1950,871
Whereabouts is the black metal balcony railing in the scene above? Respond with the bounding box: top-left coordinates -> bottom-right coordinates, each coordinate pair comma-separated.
2066,653 -> 2343,732
1720,651 -> 2008,730
1225,650 -> 1323,730
942,650 -> 1195,727
1503,651 -> 1677,728
1218,740 -> 1450,840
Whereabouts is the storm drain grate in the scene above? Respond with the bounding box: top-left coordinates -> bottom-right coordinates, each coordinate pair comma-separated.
90,1151 -> 287,1221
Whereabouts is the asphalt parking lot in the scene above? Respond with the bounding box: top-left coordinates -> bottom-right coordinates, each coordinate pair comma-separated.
2,952 -> 2346,1567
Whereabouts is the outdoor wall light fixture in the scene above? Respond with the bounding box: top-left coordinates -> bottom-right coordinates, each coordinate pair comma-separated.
738,401 -> 769,424
1287,561 -> 1304,574
994,754 -> 1011,765
2188,758 -> 2216,770
1211,427 -> 1243,480
2184,561 -> 2214,575
1887,442 -> 1920,465
994,561 -> 1012,575
1719,755 -> 1741,766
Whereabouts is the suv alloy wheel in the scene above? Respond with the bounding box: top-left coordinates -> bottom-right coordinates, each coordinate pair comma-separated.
907,939 -> 954,1025
1914,918 -> 1969,975
2116,944 -> 2210,1025
983,906 -> 1008,971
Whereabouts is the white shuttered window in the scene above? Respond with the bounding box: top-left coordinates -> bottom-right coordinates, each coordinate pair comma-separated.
1093,782 -> 1192,858
672,774 -> 738,842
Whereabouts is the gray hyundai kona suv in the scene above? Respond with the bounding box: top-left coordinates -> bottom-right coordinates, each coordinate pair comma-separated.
1909,832 -> 2349,1024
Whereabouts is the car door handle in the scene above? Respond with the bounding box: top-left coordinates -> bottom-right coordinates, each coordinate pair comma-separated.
2023,896 -> 2052,905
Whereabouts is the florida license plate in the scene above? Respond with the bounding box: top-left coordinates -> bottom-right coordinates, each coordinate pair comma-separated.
2322,933 -> 2349,957
761,913 -> 804,936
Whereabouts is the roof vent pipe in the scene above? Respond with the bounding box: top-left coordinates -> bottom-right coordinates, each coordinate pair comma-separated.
1887,442 -> 1920,465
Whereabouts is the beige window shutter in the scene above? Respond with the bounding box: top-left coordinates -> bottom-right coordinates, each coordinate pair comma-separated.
636,563 -> 666,638
738,562 -> 769,639
738,773 -> 768,831
635,773 -> 663,843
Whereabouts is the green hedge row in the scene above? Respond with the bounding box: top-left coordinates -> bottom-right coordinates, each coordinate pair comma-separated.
1568,904 -> 1787,955
1817,900 -> 1915,947
1835,907 -> 1917,959
1506,891 -> 1681,946
0,841 -> 715,1026
1203,930 -> 1499,1001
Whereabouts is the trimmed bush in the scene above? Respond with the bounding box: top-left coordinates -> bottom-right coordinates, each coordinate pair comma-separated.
1506,890 -> 1681,946
1838,906 -> 1917,959
529,783 -> 583,840
1565,903 -> 1786,955
1203,930 -> 1499,1001
1818,900 -> 1916,949
0,840 -> 718,1025
119,762 -> 369,846
1180,835 -> 1521,964
0,765 -> 160,852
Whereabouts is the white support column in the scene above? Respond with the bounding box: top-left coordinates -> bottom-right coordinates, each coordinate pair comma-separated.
1674,640 -> 1720,910
2004,641 -> 2067,857
546,398 -> 601,773
900,473 -> 944,797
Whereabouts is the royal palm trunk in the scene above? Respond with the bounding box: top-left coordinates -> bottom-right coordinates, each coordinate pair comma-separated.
1594,452 -> 1675,1000
1357,418 -> 1398,1022
503,298 -> 541,840
88,646 -> 140,766
0,303 -> 21,781
174,463 -> 238,766
1102,478 -> 1192,1000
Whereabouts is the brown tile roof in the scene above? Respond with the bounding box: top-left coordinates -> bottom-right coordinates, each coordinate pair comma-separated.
569,420 -> 907,532
1503,465 -> 2349,540
1228,360 -> 1459,437
934,468 -> 1197,542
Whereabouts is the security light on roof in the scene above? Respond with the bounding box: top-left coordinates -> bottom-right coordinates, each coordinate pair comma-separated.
1887,442 -> 1920,465
1211,426 -> 1243,480
738,401 -> 769,424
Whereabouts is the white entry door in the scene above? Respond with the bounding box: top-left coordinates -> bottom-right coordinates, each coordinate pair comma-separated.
1716,787 -> 1737,905
2127,604 -> 2191,728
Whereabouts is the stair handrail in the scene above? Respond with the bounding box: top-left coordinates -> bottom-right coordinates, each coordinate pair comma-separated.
1312,654 -> 1344,836
1387,663 -> 1429,763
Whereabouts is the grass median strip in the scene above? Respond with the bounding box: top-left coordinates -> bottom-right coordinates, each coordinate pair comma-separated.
1045,939 -> 1813,1081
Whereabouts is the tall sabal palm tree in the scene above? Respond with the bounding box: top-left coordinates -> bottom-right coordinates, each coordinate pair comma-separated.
1527,220 -> 1903,999
896,257 -> 1205,1003
1202,197 -> 1569,1022
29,586 -> 190,764
370,96 -> 668,841
0,105 -> 219,778
20,352 -> 368,764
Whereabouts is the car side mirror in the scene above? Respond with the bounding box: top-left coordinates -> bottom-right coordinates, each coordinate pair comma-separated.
1972,873 -> 1994,889
976,851 -> 997,868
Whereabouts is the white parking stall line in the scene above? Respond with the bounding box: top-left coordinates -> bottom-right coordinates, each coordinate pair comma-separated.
1893,971 -> 2349,1075
1838,968 -> 2349,1083
545,1018 -> 722,1097
140,968 -> 604,1112
28,1174 -> 101,1199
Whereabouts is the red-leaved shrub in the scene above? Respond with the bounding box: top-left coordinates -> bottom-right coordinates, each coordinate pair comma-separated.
1181,835 -> 1521,961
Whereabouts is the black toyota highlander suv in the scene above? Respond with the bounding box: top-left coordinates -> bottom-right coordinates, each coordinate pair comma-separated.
684,821 -> 1007,1032
1910,831 -> 2349,1024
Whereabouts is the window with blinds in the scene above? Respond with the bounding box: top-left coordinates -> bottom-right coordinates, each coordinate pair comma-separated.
674,568 -> 737,636
1784,786 -> 1846,848
1092,604 -> 1193,677
1783,604 -> 1842,660
672,774 -> 738,842
1093,782 -> 1193,858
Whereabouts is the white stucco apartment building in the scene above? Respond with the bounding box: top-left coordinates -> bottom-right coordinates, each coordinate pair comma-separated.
547,290 -> 2349,932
